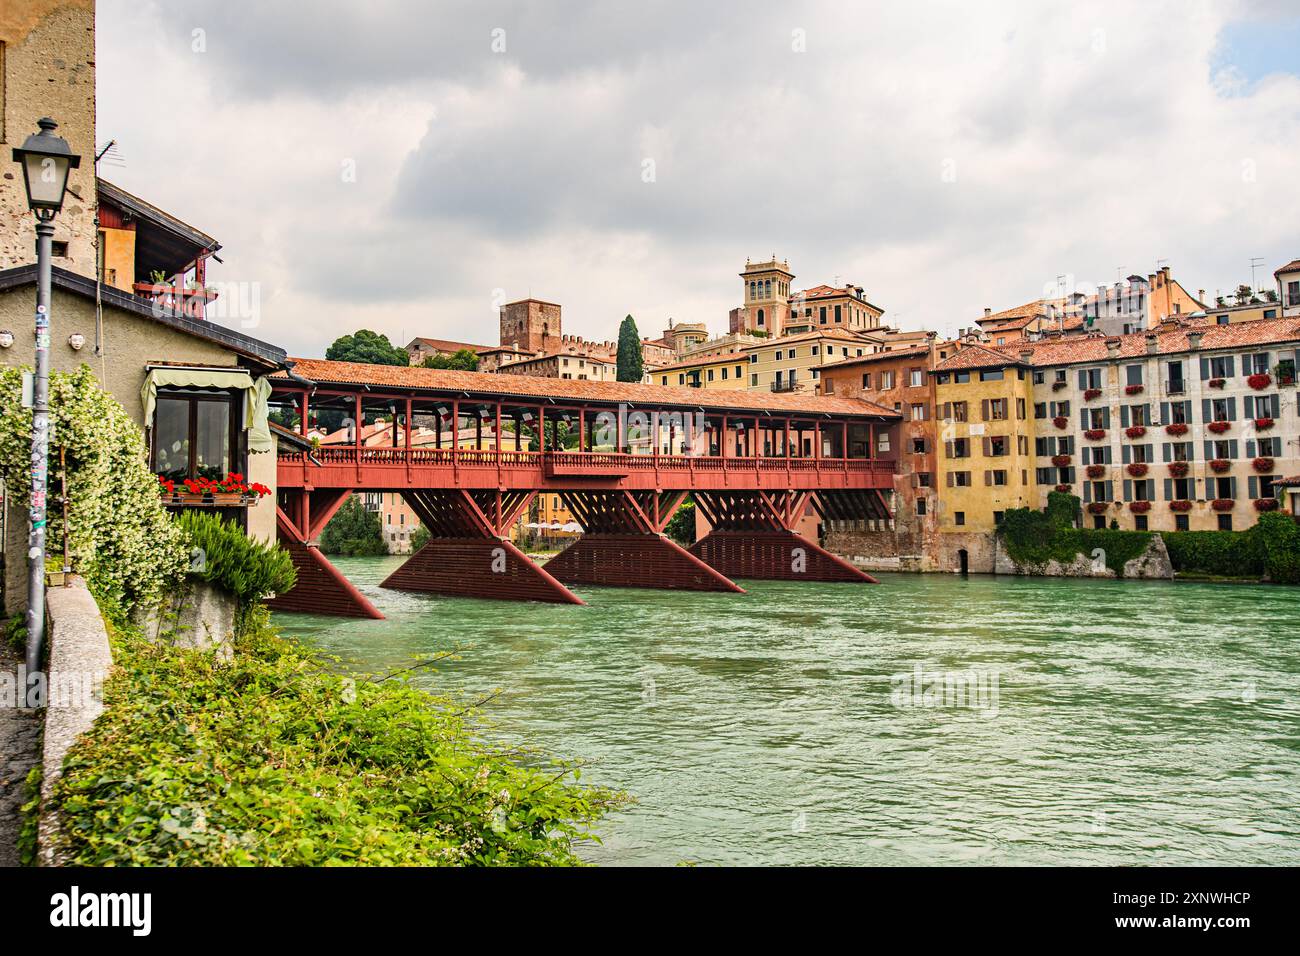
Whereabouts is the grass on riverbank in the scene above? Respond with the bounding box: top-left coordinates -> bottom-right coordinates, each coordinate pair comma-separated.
46,604 -> 626,866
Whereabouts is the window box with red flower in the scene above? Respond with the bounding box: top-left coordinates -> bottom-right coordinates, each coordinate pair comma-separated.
1084,428 -> 1106,441
159,472 -> 272,508
1164,422 -> 1188,436
1211,498 -> 1235,512
1169,499 -> 1193,512
1129,500 -> 1151,513
1052,416 -> 1068,429
1254,417 -> 1274,431
1124,384 -> 1144,395
1085,464 -> 1106,478
1126,463 -> 1148,477
1051,381 -> 1068,392
1209,458 -> 1231,473
1254,497 -> 1279,512
1207,420 -> 1231,434
1167,461 -> 1189,477
1208,378 -> 1226,389
1124,425 -> 1147,439
1246,373 -> 1271,390
1252,456 -> 1274,473
1086,502 -> 1109,514
1054,483 -> 1072,493
1084,388 -> 1102,401
1051,454 -> 1072,467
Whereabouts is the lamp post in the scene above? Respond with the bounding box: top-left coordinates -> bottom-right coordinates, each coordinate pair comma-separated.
12,117 -> 80,706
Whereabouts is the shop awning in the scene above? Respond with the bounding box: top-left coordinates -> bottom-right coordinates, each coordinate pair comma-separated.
141,366 -> 274,453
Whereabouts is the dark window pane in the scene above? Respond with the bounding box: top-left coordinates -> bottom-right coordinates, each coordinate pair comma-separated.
154,398 -> 190,480
195,400 -> 232,478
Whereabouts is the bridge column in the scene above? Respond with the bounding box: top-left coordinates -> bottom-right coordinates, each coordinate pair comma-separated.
265,489 -> 385,619
381,490 -> 584,604
689,490 -> 885,584
544,491 -> 744,593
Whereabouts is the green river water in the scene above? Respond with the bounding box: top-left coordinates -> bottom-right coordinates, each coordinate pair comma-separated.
273,556 -> 1300,866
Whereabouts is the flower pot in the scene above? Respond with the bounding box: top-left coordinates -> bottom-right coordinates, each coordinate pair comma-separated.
1167,461 -> 1189,477
1124,384 -> 1145,395
1084,429 -> 1106,441
1254,498 -> 1279,512
1254,417 -> 1275,431
1211,498 -> 1235,512
1129,500 -> 1151,513
1052,416 -> 1068,429
1164,423 -> 1188,436
1169,500 -> 1193,512
1207,421 -> 1231,434
1125,425 -> 1147,439
1084,388 -> 1102,401
1209,458 -> 1231,473
1252,457 -> 1275,473
1126,463 -> 1148,477
1247,373 -> 1271,390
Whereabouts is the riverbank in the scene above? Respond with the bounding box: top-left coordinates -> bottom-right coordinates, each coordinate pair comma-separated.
276,557 -> 1300,866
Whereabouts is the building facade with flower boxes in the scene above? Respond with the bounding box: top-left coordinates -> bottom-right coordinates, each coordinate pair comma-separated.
1022,318 -> 1300,533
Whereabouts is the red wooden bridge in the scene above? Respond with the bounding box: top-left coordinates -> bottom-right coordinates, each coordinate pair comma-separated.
266,358 -> 899,618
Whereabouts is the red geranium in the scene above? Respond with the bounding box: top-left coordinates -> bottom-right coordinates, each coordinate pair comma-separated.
1084,388 -> 1102,401
1051,381 -> 1068,391
1247,373 -> 1271,390
1169,499 -> 1193,512
1051,454 -> 1072,467
1207,420 -> 1231,434
1086,501 -> 1109,514
1052,416 -> 1068,429
1254,497 -> 1279,512
1125,425 -> 1147,438
1167,461 -> 1189,477
1084,428 -> 1106,440
1209,458 -> 1231,473
1208,378 -> 1226,389
1211,498 -> 1235,511
1085,464 -> 1106,478
1124,384 -> 1145,395
1164,422 -> 1188,436
1254,417 -> 1275,431
1252,457 -> 1274,472
1127,462 -> 1149,477
160,472 -> 272,499
1054,483 -> 1072,493
1129,500 -> 1151,513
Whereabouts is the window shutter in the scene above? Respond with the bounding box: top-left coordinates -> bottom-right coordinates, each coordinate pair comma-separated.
946,472 -> 953,488
1226,355 -> 1236,377
1159,401 -> 1169,424
1246,439 -> 1256,458
1162,442 -> 1170,463
1122,444 -> 1131,464
945,440 -> 952,458
1249,475 -> 1258,499
1229,440 -> 1239,459
1203,439 -> 1213,459
1227,397 -> 1237,421
1200,356 -> 1211,380
981,399 -> 989,421
1079,408 -> 1088,428
1230,475 -> 1238,498
1082,446 -> 1091,466
984,470 -> 992,486
1078,369 -> 1087,389
1101,408 -> 1110,429
1123,479 -> 1132,501
1243,395 -> 1254,418
1201,398 -> 1211,423
1083,482 -> 1092,503
1121,405 -> 1130,428
1163,478 -> 1172,500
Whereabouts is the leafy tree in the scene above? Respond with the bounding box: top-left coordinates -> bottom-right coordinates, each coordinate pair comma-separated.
325,330 -> 409,366
319,495 -> 388,556
421,348 -> 479,372
665,499 -> 697,544
1234,284 -> 1253,306
616,315 -> 644,382
410,525 -> 431,553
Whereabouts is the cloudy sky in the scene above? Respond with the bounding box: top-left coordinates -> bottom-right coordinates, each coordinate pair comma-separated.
96,1 -> 1300,356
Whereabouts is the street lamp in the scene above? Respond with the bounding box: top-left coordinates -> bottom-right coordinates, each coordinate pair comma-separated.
12,117 -> 80,706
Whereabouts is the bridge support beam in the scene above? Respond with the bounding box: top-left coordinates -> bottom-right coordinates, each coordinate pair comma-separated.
545,491 -> 744,593
689,490 -> 884,584
381,490 -> 584,605
266,489 -> 385,619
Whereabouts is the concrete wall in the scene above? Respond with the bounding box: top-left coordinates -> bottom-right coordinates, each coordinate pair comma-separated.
0,1 -> 98,278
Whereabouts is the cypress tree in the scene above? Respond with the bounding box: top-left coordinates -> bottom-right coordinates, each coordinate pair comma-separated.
616,315 -> 644,382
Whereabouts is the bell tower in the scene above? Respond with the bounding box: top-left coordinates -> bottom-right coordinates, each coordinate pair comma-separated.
734,257 -> 794,336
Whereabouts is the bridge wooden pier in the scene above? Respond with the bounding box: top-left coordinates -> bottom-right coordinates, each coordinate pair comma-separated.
266,359 -> 899,618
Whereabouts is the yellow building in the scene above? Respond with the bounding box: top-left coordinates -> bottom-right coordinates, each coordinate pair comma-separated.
930,344 -> 1037,572
651,351 -> 749,389
745,328 -> 880,393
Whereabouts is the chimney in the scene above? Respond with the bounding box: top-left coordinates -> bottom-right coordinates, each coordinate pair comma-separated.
1018,348 -> 1034,362
1105,337 -> 1121,358
1187,330 -> 1204,350
1145,333 -> 1159,354
984,307 -> 992,317
1198,289 -> 1205,303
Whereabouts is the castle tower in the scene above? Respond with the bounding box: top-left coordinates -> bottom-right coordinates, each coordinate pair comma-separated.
732,257 -> 794,336
499,298 -> 562,353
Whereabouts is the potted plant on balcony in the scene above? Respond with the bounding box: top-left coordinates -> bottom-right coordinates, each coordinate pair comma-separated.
1254,497 -> 1280,512
1125,425 -> 1147,438
1167,461 -> 1189,477
1129,500 -> 1151,513
1086,501 -> 1109,514
1252,456 -> 1275,472
1208,378 -> 1226,389
159,472 -> 272,507
1085,464 -> 1106,478
1083,388 -> 1102,401
1051,381 -> 1068,392
1126,462 -> 1148,477
1247,372 -> 1271,390
1254,417 -> 1275,430
1054,483 -> 1072,493
1170,499 -> 1193,512
1211,498 -> 1235,512
1051,454 -> 1072,468
1052,415 -> 1068,429
1207,420 -> 1231,433
1164,422 -> 1188,436
1124,384 -> 1144,395
1083,428 -> 1106,440
1209,458 -> 1231,473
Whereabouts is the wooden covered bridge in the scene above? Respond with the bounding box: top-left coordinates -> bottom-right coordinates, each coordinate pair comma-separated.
266,359 -> 900,617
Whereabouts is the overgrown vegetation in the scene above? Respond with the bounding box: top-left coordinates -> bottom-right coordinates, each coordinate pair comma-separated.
319,495 -> 389,556
48,599 -> 625,866
0,366 -> 188,610
999,493 -> 1300,582
421,348 -> 479,372
665,498 -> 696,545
172,511 -> 297,634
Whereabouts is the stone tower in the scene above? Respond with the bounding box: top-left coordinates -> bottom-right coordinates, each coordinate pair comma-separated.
499,298 -> 562,352
0,0 -> 98,278
733,257 -> 794,336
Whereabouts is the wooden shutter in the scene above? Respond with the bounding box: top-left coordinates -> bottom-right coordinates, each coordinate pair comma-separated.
1163,478 -> 1172,500
1249,475 -> 1258,499
1243,395 -> 1254,418
1159,401 -> 1169,424
1161,442 -> 1170,462
1123,479 -> 1132,501
1227,397 -> 1237,421
1200,356 -> 1211,380
1121,405 -> 1130,428
1246,439 -> 1256,458
1201,398 -> 1212,423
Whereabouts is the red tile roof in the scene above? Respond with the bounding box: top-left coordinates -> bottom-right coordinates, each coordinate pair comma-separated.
932,343 -> 1025,372
278,357 -> 899,418
1273,259 -> 1300,276
821,344 -> 933,369
1021,316 -> 1300,366
409,337 -> 491,354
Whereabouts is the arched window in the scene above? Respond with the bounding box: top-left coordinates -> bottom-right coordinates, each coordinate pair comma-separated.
757,309 -> 765,326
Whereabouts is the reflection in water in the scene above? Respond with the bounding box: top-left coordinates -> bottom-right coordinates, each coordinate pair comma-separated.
274,556 -> 1300,866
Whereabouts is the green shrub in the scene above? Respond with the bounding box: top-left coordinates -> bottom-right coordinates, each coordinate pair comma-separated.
48,610 -> 625,865
319,495 -> 388,556
174,510 -> 296,605
1161,529 -> 1263,578
665,499 -> 697,545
